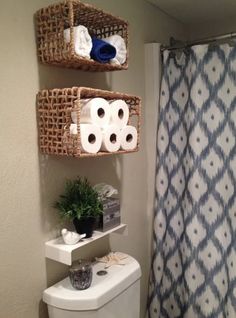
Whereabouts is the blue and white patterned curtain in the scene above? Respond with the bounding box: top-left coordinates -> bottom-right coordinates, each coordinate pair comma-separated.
147,44 -> 236,318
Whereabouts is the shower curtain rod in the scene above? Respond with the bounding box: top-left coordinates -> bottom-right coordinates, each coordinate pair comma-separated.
161,31 -> 236,52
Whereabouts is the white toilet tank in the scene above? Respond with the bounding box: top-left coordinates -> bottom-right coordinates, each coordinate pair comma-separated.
43,253 -> 141,318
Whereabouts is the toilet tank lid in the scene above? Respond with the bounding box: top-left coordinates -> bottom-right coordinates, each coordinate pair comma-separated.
43,253 -> 141,311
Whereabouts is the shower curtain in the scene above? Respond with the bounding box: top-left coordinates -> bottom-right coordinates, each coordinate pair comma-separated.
147,43 -> 236,318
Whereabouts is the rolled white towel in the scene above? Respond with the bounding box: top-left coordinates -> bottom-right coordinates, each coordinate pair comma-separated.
64,25 -> 92,59
103,34 -> 127,65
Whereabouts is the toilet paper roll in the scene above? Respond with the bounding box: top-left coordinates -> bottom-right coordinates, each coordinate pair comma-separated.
80,124 -> 102,154
120,126 -> 138,151
109,100 -> 129,129
71,98 -> 111,127
70,124 -> 78,135
71,111 -> 78,124
101,125 -> 121,152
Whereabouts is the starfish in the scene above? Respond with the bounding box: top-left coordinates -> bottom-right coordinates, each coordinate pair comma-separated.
96,252 -> 128,268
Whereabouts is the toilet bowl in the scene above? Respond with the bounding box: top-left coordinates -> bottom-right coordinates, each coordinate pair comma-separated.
43,253 -> 141,318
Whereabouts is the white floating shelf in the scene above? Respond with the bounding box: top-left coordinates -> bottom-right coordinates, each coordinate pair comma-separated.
45,224 -> 127,265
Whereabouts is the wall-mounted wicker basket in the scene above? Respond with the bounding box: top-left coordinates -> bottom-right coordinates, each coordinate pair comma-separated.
37,87 -> 141,157
35,0 -> 129,72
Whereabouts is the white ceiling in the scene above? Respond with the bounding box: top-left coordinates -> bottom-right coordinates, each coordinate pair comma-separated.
147,0 -> 236,24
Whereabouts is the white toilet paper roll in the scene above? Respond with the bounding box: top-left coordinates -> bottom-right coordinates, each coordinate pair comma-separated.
80,124 -> 102,154
101,125 -> 121,152
70,124 -> 78,135
120,125 -> 138,151
109,100 -> 129,128
71,111 -> 78,124
71,98 -> 111,127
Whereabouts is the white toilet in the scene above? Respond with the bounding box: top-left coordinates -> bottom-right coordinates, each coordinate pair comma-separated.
43,253 -> 141,318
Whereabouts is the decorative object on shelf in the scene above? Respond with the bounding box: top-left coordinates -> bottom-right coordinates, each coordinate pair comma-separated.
69,259 -> 93,290
61,228 -> 86,245
54,177 -> 103,238
93,183 -> 120,232
73,217 -> 96,238
100,198 -> 120,231
93,183 -> 118,199
37,87 -> 141,157
96,252 -> 128,269
35,0 -> 129,71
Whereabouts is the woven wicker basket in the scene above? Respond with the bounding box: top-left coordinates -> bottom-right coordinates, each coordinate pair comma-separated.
36,0 -> 129,71
37,87 -> 141,157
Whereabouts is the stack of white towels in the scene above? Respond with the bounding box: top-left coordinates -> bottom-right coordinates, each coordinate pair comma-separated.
64,25 -> 127,65
70,98 -> 138,154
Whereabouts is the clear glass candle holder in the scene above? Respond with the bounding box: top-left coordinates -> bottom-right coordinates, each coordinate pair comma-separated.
69,260 -> 93,290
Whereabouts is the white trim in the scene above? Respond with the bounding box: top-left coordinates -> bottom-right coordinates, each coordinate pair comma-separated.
144,43 -> 161,267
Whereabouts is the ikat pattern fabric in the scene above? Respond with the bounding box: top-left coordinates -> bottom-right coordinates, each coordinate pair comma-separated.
147,44 -> 236,318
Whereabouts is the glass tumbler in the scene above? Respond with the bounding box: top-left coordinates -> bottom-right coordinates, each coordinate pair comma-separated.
69,260 -> 93,290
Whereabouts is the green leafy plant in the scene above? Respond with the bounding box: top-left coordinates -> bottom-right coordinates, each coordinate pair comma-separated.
54,177 -> 103,220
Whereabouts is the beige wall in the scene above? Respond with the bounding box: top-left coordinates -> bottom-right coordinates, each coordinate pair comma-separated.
187,17 -> 236,40
0,1 -> 186,317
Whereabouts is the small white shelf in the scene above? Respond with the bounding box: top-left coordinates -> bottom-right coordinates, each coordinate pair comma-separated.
45,224 -> 127,265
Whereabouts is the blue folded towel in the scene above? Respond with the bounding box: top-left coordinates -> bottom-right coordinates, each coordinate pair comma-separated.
91,38 -> 116,63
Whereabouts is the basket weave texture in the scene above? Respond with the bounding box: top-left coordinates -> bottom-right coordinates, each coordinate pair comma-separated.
37,87 -> 141,157
36,0 -> 129,71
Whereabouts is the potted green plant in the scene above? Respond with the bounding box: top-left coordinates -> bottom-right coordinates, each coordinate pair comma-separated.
54,177 -> 103,238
